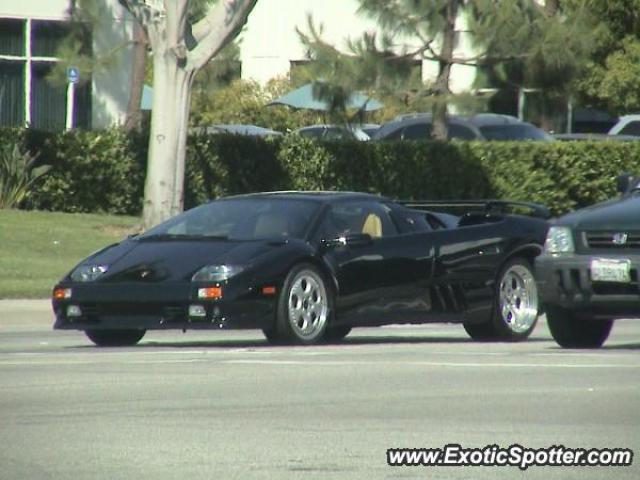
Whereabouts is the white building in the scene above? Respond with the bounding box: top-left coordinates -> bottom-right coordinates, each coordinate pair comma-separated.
240,0 -> 477,94
0,0 -> 135,129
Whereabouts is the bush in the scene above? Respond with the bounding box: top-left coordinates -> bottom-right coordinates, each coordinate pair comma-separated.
0,127 -> 144,215
2,125 -> 640,217
470,141 -> 640,214
185,132 -> 287,208
0,139 -> 50,209
32,129 -> 144,214
190,78 -> 326,133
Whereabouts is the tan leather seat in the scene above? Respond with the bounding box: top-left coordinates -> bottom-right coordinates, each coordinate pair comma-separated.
362,213 -> 382,238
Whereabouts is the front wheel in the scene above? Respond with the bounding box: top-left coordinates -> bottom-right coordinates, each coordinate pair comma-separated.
276,263 -> 332,345
464,257 -> 539,342
546,306 -> 613,348
85,329 -> 146,347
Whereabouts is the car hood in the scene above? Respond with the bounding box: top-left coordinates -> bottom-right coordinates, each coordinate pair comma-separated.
72,238 -> 287,282
558,195 -> 640,230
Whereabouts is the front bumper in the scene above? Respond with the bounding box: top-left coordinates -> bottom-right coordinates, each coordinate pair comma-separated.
52,281 -> 277,331
535,253 -> 640,319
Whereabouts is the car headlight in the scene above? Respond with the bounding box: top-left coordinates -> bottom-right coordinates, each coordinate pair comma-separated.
544,226 -> 575,254
192,265 -> 245,282
70,264 -> 109,282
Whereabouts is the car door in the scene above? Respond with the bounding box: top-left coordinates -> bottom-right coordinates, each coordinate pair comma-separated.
428,217 -> 509,321
317,200 -> 434,325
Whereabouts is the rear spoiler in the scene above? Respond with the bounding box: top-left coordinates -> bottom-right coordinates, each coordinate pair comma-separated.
398,199 -> 551,220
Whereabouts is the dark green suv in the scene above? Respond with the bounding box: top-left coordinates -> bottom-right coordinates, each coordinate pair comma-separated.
536,174 -> 640,348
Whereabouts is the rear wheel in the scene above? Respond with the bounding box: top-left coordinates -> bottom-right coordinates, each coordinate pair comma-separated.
546,306 -> 613,348
262,328 -> 284,344
276,264 -> 332,345
464,257 -> 539,341
85,329 -> 146,347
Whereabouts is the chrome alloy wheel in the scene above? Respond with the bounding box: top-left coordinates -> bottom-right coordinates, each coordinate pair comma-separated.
499,264 -> 539,333
287,269 -> 329,340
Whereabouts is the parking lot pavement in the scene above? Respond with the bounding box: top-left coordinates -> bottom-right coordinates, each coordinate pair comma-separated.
0,303 -> 638,480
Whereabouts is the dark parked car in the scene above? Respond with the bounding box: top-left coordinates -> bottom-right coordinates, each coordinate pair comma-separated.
536,174 -> 640,348
372,114 -> 482,141
467,114 -> 554,141
372,113 -> 552,141
53,192 -> 549,346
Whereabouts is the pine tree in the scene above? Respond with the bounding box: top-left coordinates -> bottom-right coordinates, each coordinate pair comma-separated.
300,0 -> 591,139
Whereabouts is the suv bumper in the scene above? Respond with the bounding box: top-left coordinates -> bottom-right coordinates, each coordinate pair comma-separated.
535,253 -> 640,319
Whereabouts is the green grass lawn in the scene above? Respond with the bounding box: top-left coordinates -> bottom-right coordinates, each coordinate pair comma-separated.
0,209 -> 140,299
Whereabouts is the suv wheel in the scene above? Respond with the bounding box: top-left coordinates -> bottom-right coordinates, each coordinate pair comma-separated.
546,306 -> 613,348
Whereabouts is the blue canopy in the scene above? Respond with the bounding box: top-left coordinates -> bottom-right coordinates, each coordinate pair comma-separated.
268,83 -> 383,112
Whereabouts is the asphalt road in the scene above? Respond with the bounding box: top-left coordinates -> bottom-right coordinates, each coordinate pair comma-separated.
0,300 -> 638,480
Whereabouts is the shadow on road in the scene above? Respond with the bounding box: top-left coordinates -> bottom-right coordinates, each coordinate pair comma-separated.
544,342 -> 640,352
597,342 -> 640,351
64,333 -> 551,350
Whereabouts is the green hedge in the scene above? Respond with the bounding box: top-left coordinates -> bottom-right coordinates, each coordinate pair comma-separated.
0,128 -> 145,214
185,136 -> 640,214
2,126 -> 639,216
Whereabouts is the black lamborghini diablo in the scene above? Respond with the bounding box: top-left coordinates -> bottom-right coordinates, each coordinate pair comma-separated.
52,192 -> 549,346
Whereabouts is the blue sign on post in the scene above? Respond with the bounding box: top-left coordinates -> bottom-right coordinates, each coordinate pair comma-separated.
67,67 -> 79,84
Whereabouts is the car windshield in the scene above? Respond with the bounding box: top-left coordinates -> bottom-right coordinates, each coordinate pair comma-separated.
479,124 -> 553,141
138,198 -> 321,241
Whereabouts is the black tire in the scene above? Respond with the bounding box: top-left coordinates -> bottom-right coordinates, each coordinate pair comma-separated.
276,263 -> 333,345
464,257 -> 539,342
262,328 -> 284,344
85,329 -> 146,347
324,325 -> 352,342
546,305 -> 613,348
462,321 -> 496,341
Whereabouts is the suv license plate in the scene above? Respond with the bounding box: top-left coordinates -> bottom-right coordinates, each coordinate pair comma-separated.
590,258 -> 631,283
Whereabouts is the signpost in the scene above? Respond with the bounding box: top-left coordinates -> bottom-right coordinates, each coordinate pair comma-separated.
66,67 -> 79,130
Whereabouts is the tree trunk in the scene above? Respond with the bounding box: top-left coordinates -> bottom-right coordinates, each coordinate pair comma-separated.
120,0 -> 258,229
142,49 -> 193,227
124,21 -> 147,131
431,0 -> 458,141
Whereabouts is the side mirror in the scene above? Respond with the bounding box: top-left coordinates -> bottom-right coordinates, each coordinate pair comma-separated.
323,233 -> 373,250
616,173 -> 635,194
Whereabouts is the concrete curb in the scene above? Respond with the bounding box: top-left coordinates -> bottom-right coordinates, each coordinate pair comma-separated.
0,299 -> 51,311
0,299 -> 52,327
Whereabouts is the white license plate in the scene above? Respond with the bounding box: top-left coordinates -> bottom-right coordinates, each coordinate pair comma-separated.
590,258 -> 631,283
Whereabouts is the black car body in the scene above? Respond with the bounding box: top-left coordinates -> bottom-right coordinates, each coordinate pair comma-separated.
53,192 -> 549,346
536,176 -> 640,347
